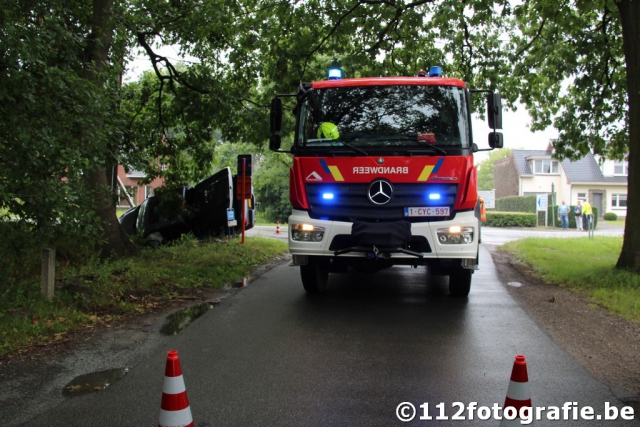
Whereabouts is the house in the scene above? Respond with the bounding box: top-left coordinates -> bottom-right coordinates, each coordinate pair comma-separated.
116,164 -> 165,208
494,143 -> 628,218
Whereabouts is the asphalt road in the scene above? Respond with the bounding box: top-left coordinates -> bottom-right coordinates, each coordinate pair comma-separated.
21,224 -> 636,426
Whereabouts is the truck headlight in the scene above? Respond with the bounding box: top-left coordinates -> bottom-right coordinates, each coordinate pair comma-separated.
437,226 -> 474,244
291,224 -> 325,242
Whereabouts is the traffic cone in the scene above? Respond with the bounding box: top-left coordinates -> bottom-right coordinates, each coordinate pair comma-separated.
499,355 -> 532,426
159,350 -> 194,427
275,221 -> 281,234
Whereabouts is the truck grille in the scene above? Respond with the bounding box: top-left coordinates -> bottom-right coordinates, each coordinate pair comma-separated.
306,183 -> 458,222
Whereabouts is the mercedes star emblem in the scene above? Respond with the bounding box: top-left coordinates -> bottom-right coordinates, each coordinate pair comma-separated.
368,179 -> 393,205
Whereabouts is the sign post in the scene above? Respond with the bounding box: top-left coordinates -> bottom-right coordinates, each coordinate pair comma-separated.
227,208 -> 236,241
477,190 -> 495,209
536,194 -> 548,228
236,155 -> 253,244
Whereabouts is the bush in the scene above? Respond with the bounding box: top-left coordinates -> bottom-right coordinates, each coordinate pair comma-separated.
495,195 -> 536,213
484,211 -> 537,227
603,212 -> 618,221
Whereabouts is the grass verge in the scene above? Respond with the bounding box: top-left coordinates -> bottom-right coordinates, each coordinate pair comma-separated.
500,236 -> 640,324
0,235 -> 288,359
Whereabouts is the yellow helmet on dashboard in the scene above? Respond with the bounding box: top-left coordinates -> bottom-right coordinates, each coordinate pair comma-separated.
317,122 -> 340,140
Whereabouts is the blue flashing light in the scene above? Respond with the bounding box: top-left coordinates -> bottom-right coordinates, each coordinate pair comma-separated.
429,193 -> 441,200
328,68 -> 342,80
429,66 -> 443,77
322,192 -> 335,200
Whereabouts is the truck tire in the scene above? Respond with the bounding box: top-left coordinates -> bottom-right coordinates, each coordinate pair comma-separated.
449,269 -> 472,297
300,258 -> 329,294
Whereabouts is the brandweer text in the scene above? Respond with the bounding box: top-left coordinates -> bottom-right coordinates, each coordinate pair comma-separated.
353,167 -> 408,174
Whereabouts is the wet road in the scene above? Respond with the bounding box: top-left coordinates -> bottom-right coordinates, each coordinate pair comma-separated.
22,233 -> 636,426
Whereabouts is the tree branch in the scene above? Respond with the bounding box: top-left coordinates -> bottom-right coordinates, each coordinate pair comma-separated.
516,17 -> 546,57
303,0 -> 438,70
136,31 -> 209,95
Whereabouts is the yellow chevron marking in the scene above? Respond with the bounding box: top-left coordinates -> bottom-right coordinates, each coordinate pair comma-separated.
328,165 -> 344,181
417,165 -> 434,181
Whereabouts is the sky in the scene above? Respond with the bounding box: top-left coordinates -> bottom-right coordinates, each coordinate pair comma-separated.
471,106 -> 559,164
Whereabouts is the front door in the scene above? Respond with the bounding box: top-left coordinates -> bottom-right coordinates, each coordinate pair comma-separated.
592,193 -> 604,218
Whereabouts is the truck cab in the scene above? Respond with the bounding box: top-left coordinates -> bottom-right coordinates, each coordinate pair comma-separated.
270,66 -> 502,296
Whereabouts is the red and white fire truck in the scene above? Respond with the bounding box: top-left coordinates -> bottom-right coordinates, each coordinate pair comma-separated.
269,66 -> 503,297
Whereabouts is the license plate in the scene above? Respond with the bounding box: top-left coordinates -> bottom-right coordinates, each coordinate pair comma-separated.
404,207 -> 450,217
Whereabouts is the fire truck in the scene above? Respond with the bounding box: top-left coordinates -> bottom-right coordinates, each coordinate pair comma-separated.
269,65 -> 503,297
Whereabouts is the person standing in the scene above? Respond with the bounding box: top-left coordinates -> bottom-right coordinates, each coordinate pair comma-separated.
574,201 -> 583,230
558,200 -> 570,230
581,200 -> 593,231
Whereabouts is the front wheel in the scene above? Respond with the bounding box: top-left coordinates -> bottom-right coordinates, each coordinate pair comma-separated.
300,258 -> 329,294
449,269 -> 472,297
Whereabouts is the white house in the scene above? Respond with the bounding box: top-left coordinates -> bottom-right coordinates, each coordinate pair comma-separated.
494,144 -> 628,218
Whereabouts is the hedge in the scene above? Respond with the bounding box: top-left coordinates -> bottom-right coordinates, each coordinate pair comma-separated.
489,195 -> 603,229
484,211 -> 537,227
495,195 -> 536,213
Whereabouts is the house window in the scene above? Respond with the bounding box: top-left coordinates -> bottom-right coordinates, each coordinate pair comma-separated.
614,161 -> 628,176
577,192 -> 587,200
611,194 -> 627,208
533,159 -> 559,174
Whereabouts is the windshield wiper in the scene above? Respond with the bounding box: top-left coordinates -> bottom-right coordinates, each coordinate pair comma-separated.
333,141 -> 368,156
413,144 -> 447,155
376,136 -> 448,155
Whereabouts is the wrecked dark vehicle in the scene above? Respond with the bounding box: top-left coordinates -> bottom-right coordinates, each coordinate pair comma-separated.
118,168 -> 255,245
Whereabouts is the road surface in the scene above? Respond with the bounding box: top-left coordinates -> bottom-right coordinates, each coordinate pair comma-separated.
18,224 -> 636,426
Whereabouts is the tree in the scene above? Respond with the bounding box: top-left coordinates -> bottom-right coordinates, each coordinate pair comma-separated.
1,0 -> 136,263
253,150 -> 292,223
1,0 -> 268,262
508,1 -> 639,271
4,0 -> 639,274
477,148 -> 512,191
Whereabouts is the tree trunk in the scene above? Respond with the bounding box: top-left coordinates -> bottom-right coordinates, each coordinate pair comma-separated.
87,168 -> 139,259
615,0 -> 640,272
84,0 -> 139,259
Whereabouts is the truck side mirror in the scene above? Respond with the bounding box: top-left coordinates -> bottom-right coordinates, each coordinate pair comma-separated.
269,98 -> 283,151
488,132 -> 504,149
270,134 -> 282,151
270,98 -> 283,133
487,93 -> 502,130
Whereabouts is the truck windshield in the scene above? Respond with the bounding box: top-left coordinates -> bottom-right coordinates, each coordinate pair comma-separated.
297,85 -> 470,152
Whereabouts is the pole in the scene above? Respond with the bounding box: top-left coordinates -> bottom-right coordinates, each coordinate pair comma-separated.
551,193 -> 555,227
241,158 -> 246,244
41,248 -> 55,301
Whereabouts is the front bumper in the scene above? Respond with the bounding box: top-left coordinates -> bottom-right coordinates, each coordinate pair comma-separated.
288,209 -> 479,261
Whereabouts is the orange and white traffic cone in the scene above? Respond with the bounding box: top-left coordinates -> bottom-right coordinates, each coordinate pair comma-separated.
159,350 -> 194,427
275,221 -> 281,234
499,354 -> 532,426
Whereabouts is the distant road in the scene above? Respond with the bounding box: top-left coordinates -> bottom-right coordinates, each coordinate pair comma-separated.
246,225 -> 288,242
